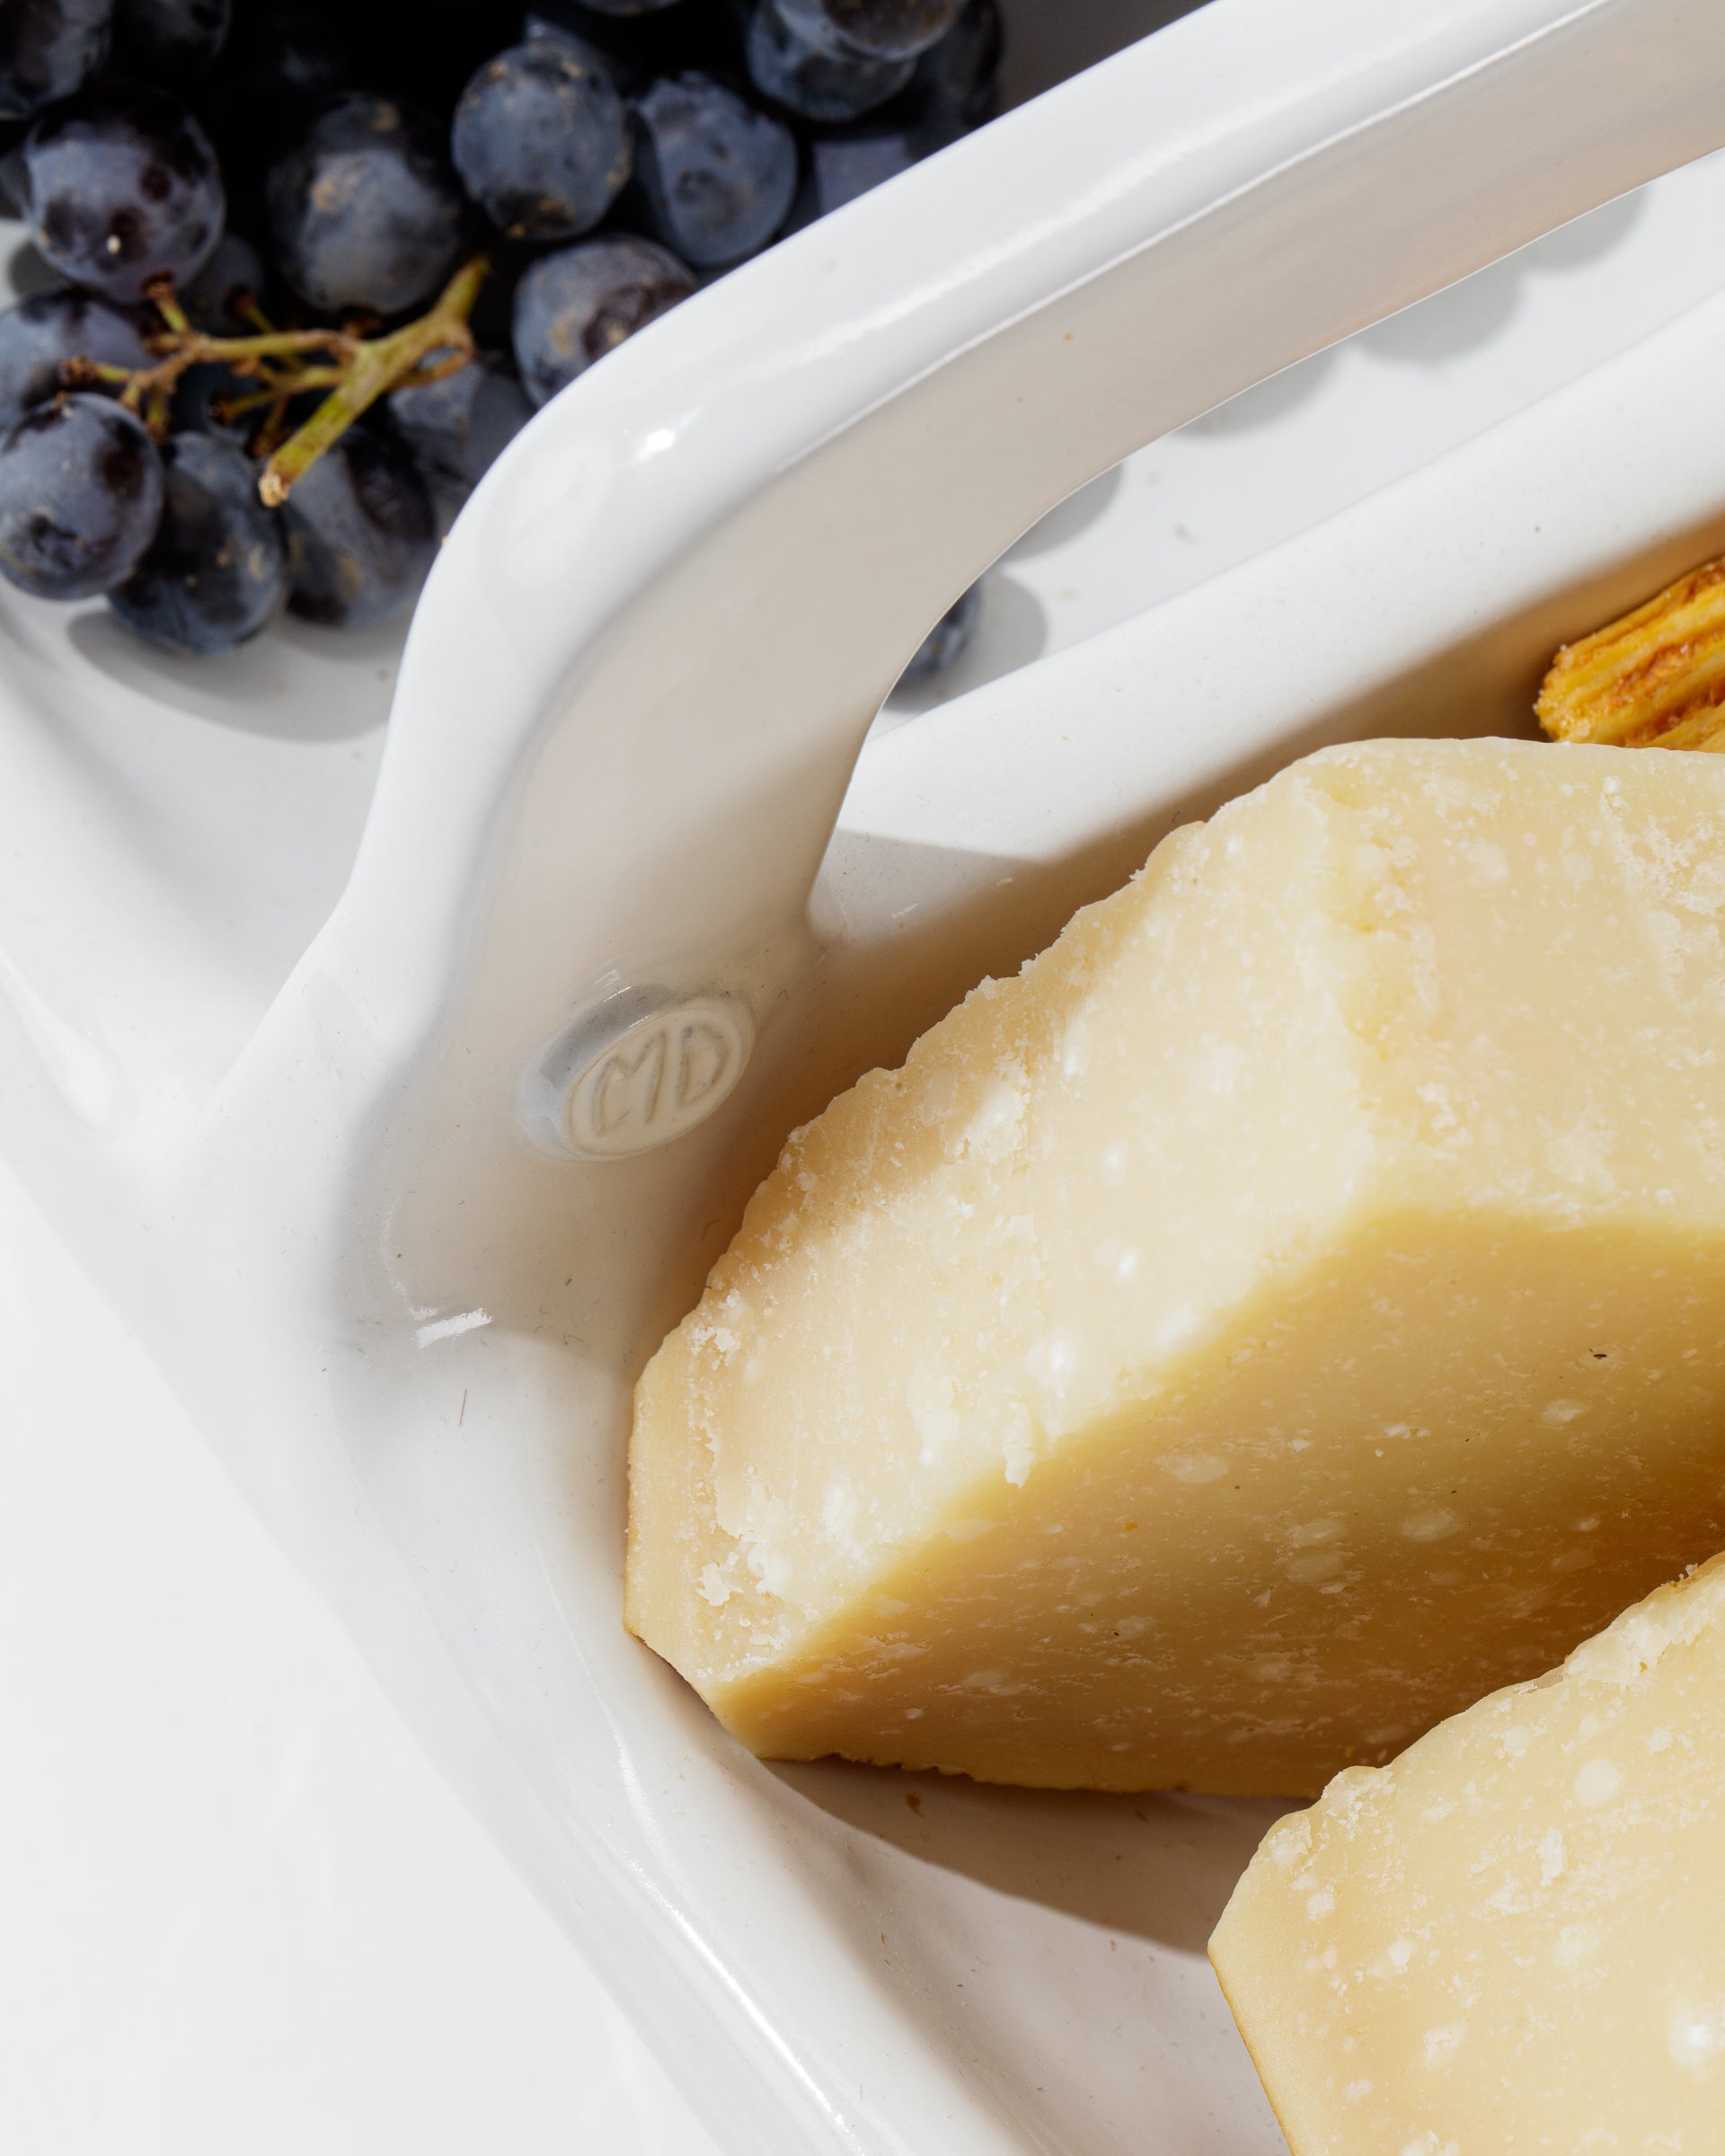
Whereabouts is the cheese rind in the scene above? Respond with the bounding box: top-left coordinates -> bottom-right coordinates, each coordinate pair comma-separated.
1210,1550 -> 1725,2152
626,738 -> 1725,1792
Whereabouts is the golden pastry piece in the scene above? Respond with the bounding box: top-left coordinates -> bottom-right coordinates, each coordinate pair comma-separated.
1538,554 -> 1725,750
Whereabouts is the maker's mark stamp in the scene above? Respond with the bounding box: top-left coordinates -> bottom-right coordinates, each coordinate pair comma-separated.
561,994 -> 752,1158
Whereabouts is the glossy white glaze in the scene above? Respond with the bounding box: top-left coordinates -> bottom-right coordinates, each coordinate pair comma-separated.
6,4 -> 1725,2152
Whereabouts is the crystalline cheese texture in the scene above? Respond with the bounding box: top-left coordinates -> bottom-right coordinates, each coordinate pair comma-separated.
1210,1551 -> 1725,2152
624,738 -> 1725,1794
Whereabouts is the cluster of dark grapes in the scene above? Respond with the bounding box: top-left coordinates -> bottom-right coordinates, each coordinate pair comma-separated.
0,0 -> 999,667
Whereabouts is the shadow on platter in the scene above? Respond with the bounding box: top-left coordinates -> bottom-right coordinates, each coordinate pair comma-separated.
1360,189 -> 1647,368
1006,463 -> 1126,560
67,606 -> 403,743
1183,348 -> 1338,436
772,1757 -> 1296,1955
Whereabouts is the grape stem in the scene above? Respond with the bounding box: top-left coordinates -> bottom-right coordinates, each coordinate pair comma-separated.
259,257 -> 489,505
61,255 -> 491,505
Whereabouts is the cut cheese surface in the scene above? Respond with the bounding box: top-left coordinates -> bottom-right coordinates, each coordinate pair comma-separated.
1210,1551 -> 1725,2153
625,738 -> 1725,1794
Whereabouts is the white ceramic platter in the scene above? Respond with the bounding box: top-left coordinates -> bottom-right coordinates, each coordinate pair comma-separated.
8,4 -> 1725,2153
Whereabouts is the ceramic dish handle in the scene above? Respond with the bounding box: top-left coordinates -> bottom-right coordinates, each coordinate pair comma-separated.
286,0 -> 1725,1206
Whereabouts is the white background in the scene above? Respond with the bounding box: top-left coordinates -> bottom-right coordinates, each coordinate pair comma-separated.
0,1156 -> 719,2155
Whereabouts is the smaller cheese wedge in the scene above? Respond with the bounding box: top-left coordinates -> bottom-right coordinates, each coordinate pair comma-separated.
626,738 -> 1725,1793
1211,1550 -> 1725,2153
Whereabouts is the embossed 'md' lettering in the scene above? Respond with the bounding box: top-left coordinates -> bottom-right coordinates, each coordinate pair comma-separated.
588,1030 -> 667,1137
675,1020 -> 731,1111
560,994 -> 754,1159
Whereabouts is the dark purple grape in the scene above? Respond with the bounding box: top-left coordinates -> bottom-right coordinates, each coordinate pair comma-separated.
387,354 -> 529,498
0,391 -> 164,599
746,0 -> 911,123
177,228 -> 262,329
267,94 -> 464,317
801,126 -> 916,216
907,0 -> 1000,128
198,5 -> 356,180
108,429 -> 286,652
112,0 -> 229,83
281,422 -> 435,627
899,579 -> 979,682
777,0 -> 961,60
451,38 -> 629,242
0,288 -> 149,429
20,82 -> 225,306
631,73 -> 796,269
169,357 -> 255,444
511,234 -> 693,407
0,0 -> 111,122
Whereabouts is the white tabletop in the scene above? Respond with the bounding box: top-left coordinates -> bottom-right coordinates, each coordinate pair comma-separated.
6,147 -> 1725,2155
0,1157 -> 717,2156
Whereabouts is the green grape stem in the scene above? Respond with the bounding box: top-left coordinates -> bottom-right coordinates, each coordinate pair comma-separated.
59,255 -> 491,506
258,257 -> 489,505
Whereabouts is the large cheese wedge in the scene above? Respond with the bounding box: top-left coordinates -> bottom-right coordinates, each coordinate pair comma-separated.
1210,1550 -> 1725,2152
625,738 -> 1725,1794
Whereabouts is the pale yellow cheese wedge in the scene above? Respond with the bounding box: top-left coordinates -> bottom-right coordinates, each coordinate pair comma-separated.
626,738 -> 1725,1794
1210,1550 -> 1725,2152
